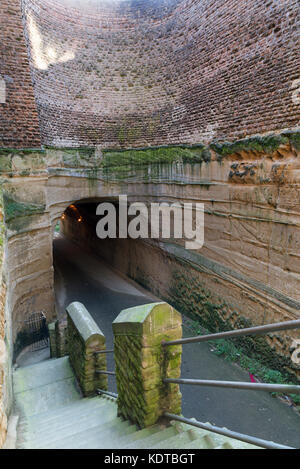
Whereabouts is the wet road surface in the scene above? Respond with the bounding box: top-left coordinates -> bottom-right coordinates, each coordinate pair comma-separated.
53,235 -> 300,448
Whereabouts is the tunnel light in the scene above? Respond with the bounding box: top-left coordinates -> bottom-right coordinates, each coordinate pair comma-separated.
78,217 -> 83,222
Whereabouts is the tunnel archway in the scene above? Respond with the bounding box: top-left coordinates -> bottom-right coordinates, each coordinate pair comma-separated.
52,197 -> 163,323
4,149 -> 300,382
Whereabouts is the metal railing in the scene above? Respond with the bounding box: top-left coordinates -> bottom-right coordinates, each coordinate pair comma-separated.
95,349 -> 117,397
97,389 -> 118,399
162,318 -> 300,449
164,413 -> 293,450
162,318 -> 300,347
96,370 -> 116,376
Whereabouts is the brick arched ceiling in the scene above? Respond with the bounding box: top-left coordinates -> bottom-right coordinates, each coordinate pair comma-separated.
0,0 -> 41,148
20,0 -> 300,148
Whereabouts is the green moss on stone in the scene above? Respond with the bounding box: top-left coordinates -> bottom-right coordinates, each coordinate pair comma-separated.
211,134 -> 289,159
102,145 -> 211,169
3,193 -> 45,231
0,148 -> 44,156
283,130 -> 300,151
0,156 -> 12,172
168,267 -> 300,384
0,185 -> 4,256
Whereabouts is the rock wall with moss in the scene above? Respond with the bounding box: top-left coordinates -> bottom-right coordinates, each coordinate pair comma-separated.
1,136 -> 300,382
58,133 -> 300,381
0,185 -> 7,448
0,149 -> 55,352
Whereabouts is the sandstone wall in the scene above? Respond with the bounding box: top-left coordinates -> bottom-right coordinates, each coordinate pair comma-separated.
56,139 -> 300,380
1,142 -> 300,379
22,0 -> 300,148
0,0 -> 41,148
0,276 -> 7,448
0,149 -> 56,351
0,188 -> 10,448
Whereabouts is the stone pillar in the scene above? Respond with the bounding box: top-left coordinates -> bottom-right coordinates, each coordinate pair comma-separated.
67,302 -> 108,396
49,319 -> 70,359
113,302 -> 182,428
55,319 -> 68,357
48,321 -> 57,358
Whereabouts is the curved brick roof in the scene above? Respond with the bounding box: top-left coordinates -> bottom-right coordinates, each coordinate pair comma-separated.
5,0 -> 300,148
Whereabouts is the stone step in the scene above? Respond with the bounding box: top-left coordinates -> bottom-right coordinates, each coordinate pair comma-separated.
215,442 -> 235,449
14,377 -> 81,418
24,397 -> 114,431
37,419 -> 136,450
25,403 -> 118,445
168,419 -> 235,448
123,426 -> 179,449
13,357 -> 75,394
14,356 -> 261,450
115,424 -> 162,446
150,429 -> 199,449
23,416 -> 128,449
75,423 -> 139,450
25,396 -> 106,424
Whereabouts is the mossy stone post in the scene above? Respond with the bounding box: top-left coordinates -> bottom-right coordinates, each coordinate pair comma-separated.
67,302 -> 108,396
55,318 -> 68,357
113,302 -> 182,428
48,321 -> 57,358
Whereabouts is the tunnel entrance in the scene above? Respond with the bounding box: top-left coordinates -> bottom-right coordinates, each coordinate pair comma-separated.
53,199 -> 158,323
52,198 -> 160,393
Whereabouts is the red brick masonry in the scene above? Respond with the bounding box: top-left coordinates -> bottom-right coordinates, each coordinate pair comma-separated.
1,0 -> 300,149
0,0 -> 41,148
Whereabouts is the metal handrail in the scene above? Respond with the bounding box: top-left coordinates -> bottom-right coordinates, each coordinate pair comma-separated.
97,389 -> 118,399
162,318 -> 300,347
163,378 -> 300,395
96,370 -> 116,376
161,318 -> 300,448
164,413 -> 294,450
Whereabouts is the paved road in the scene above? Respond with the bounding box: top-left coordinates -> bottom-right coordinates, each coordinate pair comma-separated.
53,235 -> 300,448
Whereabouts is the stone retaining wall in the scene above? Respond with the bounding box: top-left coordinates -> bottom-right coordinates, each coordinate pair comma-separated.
0,279 -> 7,448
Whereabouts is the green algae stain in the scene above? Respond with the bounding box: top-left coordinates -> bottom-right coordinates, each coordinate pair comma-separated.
86,166 -> 100,193
211,134 -> 289,159
102,145 -> 211,169
283,130 -> 300,151
3,193 -> 46,232
168,267 -> 300,384
0,186 -> 4,260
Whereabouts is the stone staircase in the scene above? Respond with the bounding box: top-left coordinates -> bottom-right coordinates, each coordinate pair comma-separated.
13,357 -> 259,449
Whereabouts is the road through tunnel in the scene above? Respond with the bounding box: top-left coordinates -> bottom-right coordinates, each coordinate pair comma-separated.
50,199 -> 300,447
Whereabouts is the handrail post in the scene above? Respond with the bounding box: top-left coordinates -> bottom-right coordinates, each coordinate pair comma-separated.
66,302 -> 108,396
113,302 -> 182,428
